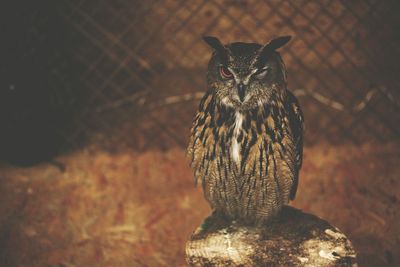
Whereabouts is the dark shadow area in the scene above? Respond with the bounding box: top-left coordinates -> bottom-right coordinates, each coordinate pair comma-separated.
0,1 -> 85,166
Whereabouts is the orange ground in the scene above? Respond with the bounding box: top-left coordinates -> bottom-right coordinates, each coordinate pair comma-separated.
0,142 -> 399,266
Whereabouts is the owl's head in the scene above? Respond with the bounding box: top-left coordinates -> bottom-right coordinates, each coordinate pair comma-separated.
203,36 -> 291,110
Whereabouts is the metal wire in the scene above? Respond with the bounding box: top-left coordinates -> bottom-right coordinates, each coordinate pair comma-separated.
53,0 -> 400,149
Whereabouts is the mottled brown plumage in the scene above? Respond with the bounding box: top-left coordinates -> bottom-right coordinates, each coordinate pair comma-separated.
188,36 -> 304,226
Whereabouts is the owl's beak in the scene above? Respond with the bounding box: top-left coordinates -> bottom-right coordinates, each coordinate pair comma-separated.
237,83 -> 246,102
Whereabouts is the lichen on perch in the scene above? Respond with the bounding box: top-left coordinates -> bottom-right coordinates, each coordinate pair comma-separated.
185,206 -> 357,266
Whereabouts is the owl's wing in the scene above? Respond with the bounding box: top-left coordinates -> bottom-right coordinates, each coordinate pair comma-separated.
286,90 -> 304,200
187,90 -> 214,186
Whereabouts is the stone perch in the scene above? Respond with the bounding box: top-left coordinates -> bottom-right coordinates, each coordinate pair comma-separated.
185,206 -> 357,266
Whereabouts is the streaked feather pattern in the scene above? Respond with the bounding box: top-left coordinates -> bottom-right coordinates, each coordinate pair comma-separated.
188,36 -> 303,225
188,88 -> 303,225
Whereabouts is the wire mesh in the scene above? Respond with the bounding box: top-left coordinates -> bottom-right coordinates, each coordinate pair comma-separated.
1,0 -> 399,157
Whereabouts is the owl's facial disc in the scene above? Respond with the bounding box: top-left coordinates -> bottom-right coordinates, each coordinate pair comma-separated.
206,38 -> 290,110
223,67 -> 249,103
225,66 -> 269,103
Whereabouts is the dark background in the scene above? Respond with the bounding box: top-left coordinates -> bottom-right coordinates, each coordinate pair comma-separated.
0,1 -> 399,266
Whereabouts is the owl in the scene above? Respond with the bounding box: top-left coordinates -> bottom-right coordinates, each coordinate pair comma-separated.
187,36 -> 304,226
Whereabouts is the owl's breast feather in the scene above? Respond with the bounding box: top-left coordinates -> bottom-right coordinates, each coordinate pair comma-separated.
231,111 -> 244,165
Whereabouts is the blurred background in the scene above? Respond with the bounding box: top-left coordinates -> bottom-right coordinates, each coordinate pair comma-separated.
0,0 -> 399,266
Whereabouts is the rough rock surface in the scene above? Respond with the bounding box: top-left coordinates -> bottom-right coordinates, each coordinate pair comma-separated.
186,206 -> 357,266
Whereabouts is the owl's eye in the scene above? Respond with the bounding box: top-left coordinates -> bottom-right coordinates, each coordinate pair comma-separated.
254,67 -> 269,79
220,66 -> 233,79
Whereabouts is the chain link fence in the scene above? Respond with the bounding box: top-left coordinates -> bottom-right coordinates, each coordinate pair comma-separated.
1,0 -> 399,161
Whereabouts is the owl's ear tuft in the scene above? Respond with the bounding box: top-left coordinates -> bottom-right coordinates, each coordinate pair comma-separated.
265,36 -> 292,51
256,36 -> 291,67
203,36 -> 224,51
203,36 -> 229,63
